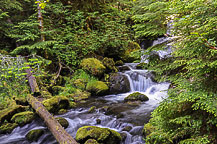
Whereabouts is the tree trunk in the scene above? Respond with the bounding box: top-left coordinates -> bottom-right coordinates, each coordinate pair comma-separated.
27,94 -> 78,144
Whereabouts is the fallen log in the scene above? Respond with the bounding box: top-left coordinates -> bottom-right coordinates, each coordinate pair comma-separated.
27,94 -> 77,144
25,67 -> 77,144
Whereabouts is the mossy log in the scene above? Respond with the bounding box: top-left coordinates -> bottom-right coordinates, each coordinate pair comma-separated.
27,94 -> 77,144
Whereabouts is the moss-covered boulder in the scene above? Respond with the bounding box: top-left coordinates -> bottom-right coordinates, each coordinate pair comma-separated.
55,117 -> 69,129
26,129 -> 45,142
143,123 -> 156,136
115,60 -> 124,66
109,73 -> 130,94
0,105 -> 25,124
74,79 -> 86,90
102,57 -> 118,73
76,126 -> 121,144
42,96 -> 70,113
80,58 -> 106,76
11,111 -> 35,126
124,92 -> 149,102
86,81 -> 109,96
84,139 -> 99,144
121,41 -> 141,63
0,123 -> 18,134
68,89 -> 91,102
41,90 -> 52,99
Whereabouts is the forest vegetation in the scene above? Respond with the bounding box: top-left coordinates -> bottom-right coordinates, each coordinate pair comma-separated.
0,0 -> 217,143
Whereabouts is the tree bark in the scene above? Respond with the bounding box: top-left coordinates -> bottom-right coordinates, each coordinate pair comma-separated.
27,94 -> 78,144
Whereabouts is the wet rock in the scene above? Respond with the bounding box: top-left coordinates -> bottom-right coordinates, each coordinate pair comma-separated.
96,119 -> 101,124
42,96 -> 70,114
118,65 -> 131,72
84,139 -> 99,144
26,129 -> 45,142
76,126 -> 121,144
120,132 -> 127,141
88,106 -> 96,113
55,117 -> 69,129
0,123 -> 18,134
86,81 -> 109,96
11,111 -> 35,126
102,57 -> 118,73
80,58 -> 106,77
122,126 -> 132,132
58,109 -> 68,115
68,90 -> 91,102
0,105 -> 25,124
109,73 -> 130,94
115,60 -> 124,66
124,92 -> 149,102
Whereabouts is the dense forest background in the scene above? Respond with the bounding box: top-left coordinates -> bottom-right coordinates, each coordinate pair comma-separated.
0,0 -> 217,143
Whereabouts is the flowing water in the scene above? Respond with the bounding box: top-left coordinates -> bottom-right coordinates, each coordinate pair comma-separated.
0,62 -> 170,144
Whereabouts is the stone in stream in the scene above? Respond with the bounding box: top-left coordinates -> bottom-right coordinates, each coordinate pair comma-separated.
55,117 -> 69,129
26,129 -> 45,142
122,126 -> 132,132
76,126 -> 121,144
0,123 -> 18,134
124,92 -> 149,102
84,139 -> 99,144
88,106 -> 96,113
11,111 -> 35,126
109,73 -> 130,94
86,81 -> 109,96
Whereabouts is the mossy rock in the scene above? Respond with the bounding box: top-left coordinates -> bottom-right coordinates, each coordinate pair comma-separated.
0,105 -> 25,124
58,109 -> 68,115
88,106 -> 96,113
68,89 -> 91,102
115,60 -> 124,66
11,111 -> 35,126
41,90 -> 52,99
84,139 -> 99,144
55,117 -> 69,129
74,79 -> 86,90
76,126 -> 121,144
143,123 -> 156,136
122,126 -> 132,132
124,92 -> 149,102
26,129 -> 45,142
42,96 -> 70,113
121,41 -> 141,62
102,57 -> 118,73
0,123 -> 18,134
86,81 -> 109,96
80,58 -> 106,76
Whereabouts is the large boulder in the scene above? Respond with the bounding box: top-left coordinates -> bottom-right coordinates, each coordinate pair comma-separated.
109,73 -> 130,94
42,96 -> 70,113
11,111 -> 35,126
0,123 -> 18,134
102,57 -> 118,73
76,126 -> 121,144
26,129 -> 45,142
86,81 -> 109,96
80,58 -> 106,77
68,89 -> 91,102
124,92 -> 149,102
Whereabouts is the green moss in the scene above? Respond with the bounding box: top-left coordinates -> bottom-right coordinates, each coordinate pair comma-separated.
80,58 -> 106,76
76,126 -> 121,144
55,117 -> 69,128
26,129 -> 45,142
58,109 -> 68,115
121,41 -> 141,62
115,60 -> 124,66
136,63 -> 149,69
11,111 -> 35,126
84,139 -> 99,144
42,96 -> 70,113
86,81 -> 109,96
41,90 -> 52,98
143,123 -> 156,136
0,123 -> 18,134
68,89 -> 91,102
124,92 -> 149,102
74,79 -> 86,90
0,105 -> 25,124
102,57 -> 118,73
88,106 -> 96,113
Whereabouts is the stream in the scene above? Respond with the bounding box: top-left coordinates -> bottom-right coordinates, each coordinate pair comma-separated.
0,36 -> 171,144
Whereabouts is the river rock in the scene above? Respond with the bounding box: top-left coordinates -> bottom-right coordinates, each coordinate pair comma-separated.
102,57 -> 118,73
26,129 -> 45,142
118,65 -> 131,72
86,81 -> 109,96
11,111 -> 35,126
55,117 -> 69,128
0,123 -> 18,134
109,73 -> 130,94
122,126 -> 132,132
124,92 -> 149,102
84,139 -> 99,144
75,126 -> 121,144
88,106 -> 96,113
80,58 -> 106,77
